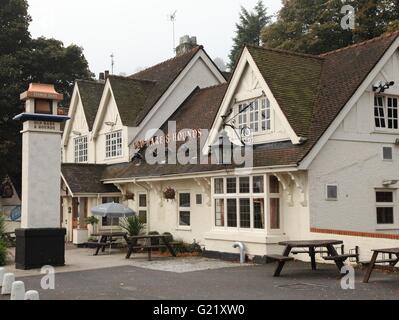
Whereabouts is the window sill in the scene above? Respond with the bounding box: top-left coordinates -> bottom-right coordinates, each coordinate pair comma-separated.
176,227 -> 192,232
372,130 -> 399,135
375,225 -> 399,231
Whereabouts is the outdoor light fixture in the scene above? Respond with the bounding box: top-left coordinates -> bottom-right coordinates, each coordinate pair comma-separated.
373,80 -> 395,93
72,131 -> 81,136
382,179 -> 399,187
105,121 -> 116,127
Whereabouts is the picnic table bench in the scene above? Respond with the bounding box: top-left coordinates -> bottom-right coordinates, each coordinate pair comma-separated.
91,231 -> 127,256
363,248 -> 399,283
267,240 -> 344,277
124,234 -> 176,261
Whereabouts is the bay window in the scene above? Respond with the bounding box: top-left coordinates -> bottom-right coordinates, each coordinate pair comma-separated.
213,175 -> 280,231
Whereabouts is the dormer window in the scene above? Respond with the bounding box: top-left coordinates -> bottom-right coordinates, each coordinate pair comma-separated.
237,98 -> 271,133
374,95 -> 398,129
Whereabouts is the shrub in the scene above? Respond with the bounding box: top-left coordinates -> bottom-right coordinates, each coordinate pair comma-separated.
0,214 -> 5,236
0,240 -> 7,266
120,216 -> 145,237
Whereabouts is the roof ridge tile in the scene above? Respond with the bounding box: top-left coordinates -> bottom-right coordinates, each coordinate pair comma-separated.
319,30 -> 399,57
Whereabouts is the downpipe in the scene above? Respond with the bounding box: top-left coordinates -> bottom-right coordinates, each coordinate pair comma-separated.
233,242 -> 246,264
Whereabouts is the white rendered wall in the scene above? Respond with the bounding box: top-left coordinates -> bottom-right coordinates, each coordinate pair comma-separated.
22,127 -> 62,228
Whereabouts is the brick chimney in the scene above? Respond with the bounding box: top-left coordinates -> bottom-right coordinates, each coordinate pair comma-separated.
176,35 -> 197,56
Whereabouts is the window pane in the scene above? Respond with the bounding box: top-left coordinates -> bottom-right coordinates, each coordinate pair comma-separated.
269,176 -> 280,193
239,177 -> 250,193
227,199 -> 237,227
253,198 -> 265,229
376,192 -> 393,203
253,176 -> 264,193
196,194 -> 203,205
227,178 -> 237,193
270,198 -> 280,229
139,194 -> 147,207
214,178 -> 224,194
179,211 -> 190,226
327,185 -> 338,200
138,210 -> 147,224
179,193 -> 190,207
215,199 -> 225,227
377,207 -> 394,224
383,147 -> 393,160
239,199 -> 250,228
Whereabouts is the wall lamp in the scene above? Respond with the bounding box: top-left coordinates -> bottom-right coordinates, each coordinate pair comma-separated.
373,81 -> 395,93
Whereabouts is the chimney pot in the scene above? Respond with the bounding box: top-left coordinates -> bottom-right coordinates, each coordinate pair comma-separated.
104,70 -> 110,79
176,35 -> 198,56
99,72 -> 105,81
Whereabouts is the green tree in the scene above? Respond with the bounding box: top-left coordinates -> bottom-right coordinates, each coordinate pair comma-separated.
228,0 -> 271,70
261,0 -> 399,55
0,0 -> 93,180
0,0 -> 31,179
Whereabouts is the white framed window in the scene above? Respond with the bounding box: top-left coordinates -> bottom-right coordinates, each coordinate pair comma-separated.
178,192 -> 191,227
382,146 -> 393,161
74,136 -> 88,163
326,184 -> 338,201
138,193 -> 147,224
237,98 -> 271,133
376,190 -> 395,225
106,130 -> 123,159
374,95 -> 398,129
212,175 -> 274,231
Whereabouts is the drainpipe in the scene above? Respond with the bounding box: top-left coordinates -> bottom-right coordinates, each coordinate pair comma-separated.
233,242 -> 246,264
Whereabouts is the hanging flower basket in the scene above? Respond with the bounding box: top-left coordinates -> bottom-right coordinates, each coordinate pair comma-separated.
163,187 -> 176,200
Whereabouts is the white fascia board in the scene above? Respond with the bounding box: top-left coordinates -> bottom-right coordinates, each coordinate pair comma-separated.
61,172 -> 74,198
202,47 -> 301,155
128,48 -> 226,147
299,36 -> 399,170
91,79 -> 114,139
62,84 -> 79,147
101,165 -> 298,184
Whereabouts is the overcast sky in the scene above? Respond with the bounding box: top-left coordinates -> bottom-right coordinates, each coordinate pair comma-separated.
27,0 -> 282,77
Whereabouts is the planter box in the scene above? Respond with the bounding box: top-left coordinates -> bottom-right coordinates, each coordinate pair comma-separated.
73,228 -> 88,245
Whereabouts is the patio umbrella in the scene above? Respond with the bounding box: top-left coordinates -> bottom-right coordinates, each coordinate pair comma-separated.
91,202 -> 136,218
91,202 -> 136,253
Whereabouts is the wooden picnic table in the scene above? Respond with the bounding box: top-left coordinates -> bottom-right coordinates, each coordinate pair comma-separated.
274,239 -> 344,277
363,248 -> 399,283
123,234 -> 176,261
91,231 -> 127,256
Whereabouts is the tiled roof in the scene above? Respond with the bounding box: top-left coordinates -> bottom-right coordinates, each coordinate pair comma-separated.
247,46 -> 323,138
129,46 -> 203,126
102,32 -> 399,181
62,164 -> 120,194
108,76 -> 155,127
76,80 -> 105,130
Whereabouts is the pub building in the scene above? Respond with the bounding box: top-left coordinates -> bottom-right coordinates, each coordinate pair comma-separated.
59,33 -> 399,262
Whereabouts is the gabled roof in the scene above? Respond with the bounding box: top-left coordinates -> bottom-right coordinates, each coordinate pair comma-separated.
160,83 -> 228,133
93,31 -> 399,183
61,164 -> 120,195
108,76 -> 155,127
247,46 -> 323,138
129,46 -> 203,126
76,80 -> 105,130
